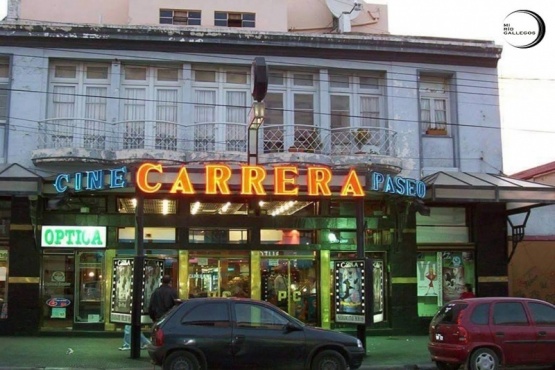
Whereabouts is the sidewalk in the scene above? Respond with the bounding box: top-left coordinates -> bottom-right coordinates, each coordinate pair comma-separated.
0,335 -> 435,370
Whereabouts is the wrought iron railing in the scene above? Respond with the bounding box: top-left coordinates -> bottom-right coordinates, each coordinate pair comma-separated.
37,118 -> 397,157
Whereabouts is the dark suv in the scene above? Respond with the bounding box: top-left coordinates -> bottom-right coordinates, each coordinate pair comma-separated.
428,297 -> 555,370
148,297 -> 365,370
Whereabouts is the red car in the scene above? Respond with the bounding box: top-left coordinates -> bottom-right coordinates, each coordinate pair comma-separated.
428,297 -> 555,370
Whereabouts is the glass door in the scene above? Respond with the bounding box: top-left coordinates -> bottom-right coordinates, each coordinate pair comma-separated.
261,252 -> 318,325
41,253 -> 75,330
188,251 -> 250,298
75,251 -> 105,325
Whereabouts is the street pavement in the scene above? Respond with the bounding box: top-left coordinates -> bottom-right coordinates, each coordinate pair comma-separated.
0,334 -> 435,369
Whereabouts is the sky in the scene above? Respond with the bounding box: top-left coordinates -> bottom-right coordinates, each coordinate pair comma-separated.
0,0 -> 554,175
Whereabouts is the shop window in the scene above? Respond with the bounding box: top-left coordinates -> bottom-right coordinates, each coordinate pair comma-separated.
118,227 -> 176,243
117,198 -> 177,214
260,254 -> 318,324
261,229 -> 314,245
188,251 -> 250,299
417,251 -> 476,317
0,249 -> 7,319
189,228 -> 247,244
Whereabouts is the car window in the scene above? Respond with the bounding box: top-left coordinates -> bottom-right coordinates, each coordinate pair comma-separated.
235,303 -> 289,330
470,303 -> 489,325
181,302 -> 230,327
493,302 -> 529,325
528,302 -> 555,325
431,303 -> 468,325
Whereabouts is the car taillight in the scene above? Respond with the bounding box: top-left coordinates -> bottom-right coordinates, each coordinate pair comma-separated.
455,310 -> 468,343
153,327 -> 165,346
456,325 -> 468,344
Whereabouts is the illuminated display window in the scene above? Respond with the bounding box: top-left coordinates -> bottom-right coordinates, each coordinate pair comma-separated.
189,229 -> 248,244
261,229 -> 314,245
117,198 -> 177,215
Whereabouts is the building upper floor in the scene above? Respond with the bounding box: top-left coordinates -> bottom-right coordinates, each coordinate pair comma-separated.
0,14 -> 503,180
6,0 -> 388,34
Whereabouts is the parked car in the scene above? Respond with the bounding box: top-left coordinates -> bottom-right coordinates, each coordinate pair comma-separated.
428,297 -> 555,370
148,297 -> 365,370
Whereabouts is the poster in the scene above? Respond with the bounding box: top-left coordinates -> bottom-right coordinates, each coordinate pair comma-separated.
111,258 -> 133,323
110,257 -> 164,324
334,260 -> 367,324
441,252 -> 475,304
373,260 -> 384,323
417,253 -> 441,299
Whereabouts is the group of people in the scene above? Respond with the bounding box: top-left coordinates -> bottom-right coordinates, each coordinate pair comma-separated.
119,274 -> 178,351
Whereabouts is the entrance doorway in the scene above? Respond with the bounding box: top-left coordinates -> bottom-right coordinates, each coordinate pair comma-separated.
41,251 -> 107,331
261,252 -> 318,325
188,251 -> 250,298
41,253 -> 75,330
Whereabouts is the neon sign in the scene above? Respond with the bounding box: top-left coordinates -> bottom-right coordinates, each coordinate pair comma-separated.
41,226 -> 107,248
136,163 -> 366,197
52,164 -> 426,198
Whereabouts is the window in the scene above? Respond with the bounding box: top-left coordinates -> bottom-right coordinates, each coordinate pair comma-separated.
471,303 -> 490,325
264,70 -> 318,153
192,66 -> 250,152
528,302 -> 555,325
48,62 -> 110,150
0,59 -> 9,162
182,302 -> 230,326
215,12 -> 255,28
430,303 -> 468,325
493,302 -> 529,325
419,75 -> 451,135
160,9 -> 201,25
329,72 -> 384,155
121,65 -> 181,151
235,303 -> 288,329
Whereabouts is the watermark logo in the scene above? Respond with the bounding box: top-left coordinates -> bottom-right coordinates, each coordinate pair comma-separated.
503,10 -> 546,48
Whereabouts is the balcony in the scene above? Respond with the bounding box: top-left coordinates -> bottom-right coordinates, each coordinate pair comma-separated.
32,118 -> 402,171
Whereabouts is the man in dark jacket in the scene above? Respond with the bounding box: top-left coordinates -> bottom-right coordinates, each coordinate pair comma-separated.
148,274 -> 178,321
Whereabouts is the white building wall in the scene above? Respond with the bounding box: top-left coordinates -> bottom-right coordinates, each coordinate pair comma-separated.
7,50 -> 48,168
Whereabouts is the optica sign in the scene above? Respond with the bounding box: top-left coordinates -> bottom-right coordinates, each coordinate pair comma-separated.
41,226 -> 107,248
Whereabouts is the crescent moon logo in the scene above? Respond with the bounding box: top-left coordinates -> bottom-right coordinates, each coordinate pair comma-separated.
503,10 -> 546,49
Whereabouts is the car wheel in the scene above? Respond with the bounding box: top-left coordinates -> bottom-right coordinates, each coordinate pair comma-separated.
163,350 -> 201,370
436,361 -> 460,370
469,348 -> 499,370
311,350 -> 348,370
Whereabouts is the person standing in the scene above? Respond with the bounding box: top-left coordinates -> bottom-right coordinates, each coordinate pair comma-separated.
459,283 -> 476,299
119,324 -> 151,351
148,274 -> 178,322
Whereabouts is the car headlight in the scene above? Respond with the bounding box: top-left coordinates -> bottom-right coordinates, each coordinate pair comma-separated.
356,339 -> 363,348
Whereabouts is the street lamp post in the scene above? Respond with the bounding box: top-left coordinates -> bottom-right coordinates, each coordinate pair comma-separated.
248,57 -> 268,165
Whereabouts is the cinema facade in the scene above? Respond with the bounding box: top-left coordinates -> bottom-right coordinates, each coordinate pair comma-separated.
3,16 -> 550,336
31,161 -> 428,333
